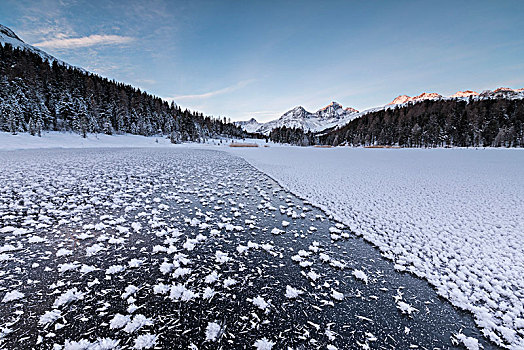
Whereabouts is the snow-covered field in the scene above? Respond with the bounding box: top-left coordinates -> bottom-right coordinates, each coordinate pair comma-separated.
0,131 -> 178,150
228,146 -> 524,349
0,147 -> 494,349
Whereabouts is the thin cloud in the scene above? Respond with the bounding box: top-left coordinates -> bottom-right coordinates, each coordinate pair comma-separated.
173,79 -> 255,101
34,34 -> 134,49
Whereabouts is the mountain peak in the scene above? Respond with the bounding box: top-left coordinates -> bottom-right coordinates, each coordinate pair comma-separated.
413,92 -> 442,100
389,92 -> 441,105
389,95 -> 411,105
450,90 -> 479,98
321,101 -> 342,110
318,101 -> 358,115
0,24 -> 22,42
0,23 -> 78,70
291,106 -> 307,112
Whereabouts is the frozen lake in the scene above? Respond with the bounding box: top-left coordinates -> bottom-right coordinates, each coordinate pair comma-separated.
228,146 -> 524,349
0,148 -> 497,349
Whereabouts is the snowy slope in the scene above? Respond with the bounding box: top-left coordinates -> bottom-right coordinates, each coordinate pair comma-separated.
0,131 -> 177,150
237,102 -> 360,135
227,146 -> 524,349
0,24 -> 78,69
235,118 -> 261,134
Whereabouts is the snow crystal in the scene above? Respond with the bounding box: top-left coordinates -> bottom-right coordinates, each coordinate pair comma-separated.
131,222 -> 142,232
223,277 -> 237,288
202,287 -> 215,299
285,285 -> 303,299
153,284 -> 170,295
133,334 -> 157,349
331,289 -> 344,301
205,270 -> 220,284
53,288 -> 84,308
2,290 -> 24,303
271,227 -> 284,235
396,301 -> 418,315
58,262 -> 80,273
307,270 -> 320,281
39,310 -> 62,325
79,264 -> 97,274
454,333 -> 481,350
105,265 -> 125,274
205,321 -> 222,341
109,314 -> 130,329
56,248 -> 73,257
124,314 -> 153,333
353,269 -> 368,284
252,296 -> 269,311
215,250 -> 230,263
253,338 -> 275,350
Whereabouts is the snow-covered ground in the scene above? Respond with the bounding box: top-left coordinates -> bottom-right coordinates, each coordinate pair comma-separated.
0,131 -> 178,150
227,146 -> 524,349
0,131 -> 271,151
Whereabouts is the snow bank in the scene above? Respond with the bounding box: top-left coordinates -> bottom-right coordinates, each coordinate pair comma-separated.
227,146 -> 524,348
0,131 -> 175,150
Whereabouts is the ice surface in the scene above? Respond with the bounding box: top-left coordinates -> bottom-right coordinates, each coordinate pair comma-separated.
228,146 -> 524,348
0,147 -> 499,349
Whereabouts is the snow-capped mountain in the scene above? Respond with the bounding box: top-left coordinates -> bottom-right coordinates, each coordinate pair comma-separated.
388,92 -> 442,105
237,102 -> 359,135
239,88 -> 524,135
235,118 -> 261,134
388,89 -> 524,105
0,24 -> 75,69
450,90 -> 479,98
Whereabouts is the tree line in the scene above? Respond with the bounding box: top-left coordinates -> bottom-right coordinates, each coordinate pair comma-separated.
268,126 -> 317,146
0,42 -> 246,142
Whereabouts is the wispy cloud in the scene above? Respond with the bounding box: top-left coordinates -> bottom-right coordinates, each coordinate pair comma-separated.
172,79 -> 255,101
34,34 -> 134,49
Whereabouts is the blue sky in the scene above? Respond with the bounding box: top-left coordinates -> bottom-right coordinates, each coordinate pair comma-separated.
1,0 -> 523,121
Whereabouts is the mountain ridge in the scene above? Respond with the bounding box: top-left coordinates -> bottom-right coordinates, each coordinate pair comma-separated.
0,24 -> 77,69
236,101 -> 360,135
238,88 -> 524,135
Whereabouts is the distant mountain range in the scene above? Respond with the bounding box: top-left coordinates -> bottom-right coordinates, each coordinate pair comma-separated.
236,102 -> 359,135
237,88 -> 524,135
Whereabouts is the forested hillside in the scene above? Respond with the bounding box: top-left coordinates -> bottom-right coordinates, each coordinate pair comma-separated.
320,98 -> 523,147
0,42 -> 245,141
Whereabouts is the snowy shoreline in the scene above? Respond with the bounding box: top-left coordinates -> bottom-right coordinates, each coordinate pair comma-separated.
1,132 -> 523,151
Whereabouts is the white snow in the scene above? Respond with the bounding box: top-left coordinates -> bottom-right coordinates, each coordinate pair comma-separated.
205,321 -> 222,341
124,314 -> 153,333
109,314 -> 131,329
0,131 -> 176,151
285,285 -> 303,299
39,310 -> 62,325
133,334 -> 157,349
53,288 -> 84,308
252,296 -> 269,311
454,333 -> 481,350
2,290 -> 24,303
227,146 -> 524,348
253,338 -> 275,350
352,270 -> 369,284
